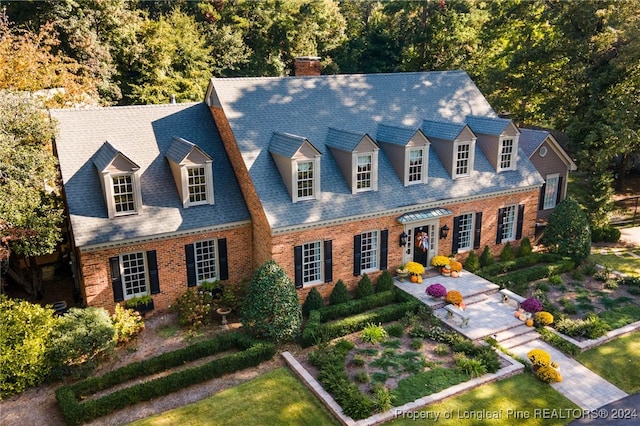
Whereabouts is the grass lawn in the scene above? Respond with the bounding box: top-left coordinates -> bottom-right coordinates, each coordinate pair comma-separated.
575,332 -> 640,394
589,251 -> 640,277
127,367 -> 339,426
388,373 -> 579,426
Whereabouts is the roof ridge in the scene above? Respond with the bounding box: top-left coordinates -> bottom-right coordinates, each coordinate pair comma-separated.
49,101 -> 201,112
210,69 -> 468,83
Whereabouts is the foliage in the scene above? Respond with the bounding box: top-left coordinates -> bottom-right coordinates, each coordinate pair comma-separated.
47,307 -> 116,377
316,291 -> 398,322
499,242 -> 515,262
445,290 -> 463,306
426,283 -> 447,298
536,327 -> 580,356
543,198 -> 591,263
453,353 -> 487,378
536,365 -> 563,383
123,294 -> 152,308
449,260 -> 462,272
360,323 -> 388,344
241,260 -> 302,343
384,323 -> 404,338
527,349 -> 551,368
555,315 -> 611,340
463,250 -> 480,272
172,288 -> 214,329
392,367 -> 469,406
329,279 -> 351,305
520,298 -> 543,314
0,296 -> 57,399
430,256 -> 449,268
372,384 -> 393,413
517,237 -> 533,257
111,305 -> 144,345
534,311 -> 554,326
591,226 -> 621,243
479,246 -> 494,267
302,287 -> 324,316
354,273 -> 375,299
375,270 -> 394,293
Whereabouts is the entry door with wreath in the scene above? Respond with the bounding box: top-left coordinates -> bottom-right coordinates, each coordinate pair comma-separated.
412,226 -> 433,268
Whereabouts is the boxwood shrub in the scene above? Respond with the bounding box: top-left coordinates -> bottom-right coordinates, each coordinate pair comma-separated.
56,332 -> 275,425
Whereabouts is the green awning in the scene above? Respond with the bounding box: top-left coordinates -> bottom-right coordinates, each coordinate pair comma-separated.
397,207 -> 453,224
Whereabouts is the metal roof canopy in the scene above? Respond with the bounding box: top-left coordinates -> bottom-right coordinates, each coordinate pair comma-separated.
397,207 -> 453,224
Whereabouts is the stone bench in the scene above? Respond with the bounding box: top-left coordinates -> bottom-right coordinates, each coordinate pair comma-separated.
499,288 -> 526,309
444,304 -> 471,328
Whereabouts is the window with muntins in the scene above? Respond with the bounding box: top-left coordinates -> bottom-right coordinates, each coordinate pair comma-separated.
543,174 -> 559,210
457,213 -> 474,251
113,175 -> 135,214
356,154 -> 372,190
455,143 -> 470,176
409,149 -> 423,182
501,205 -> 517,241
188,166 -> 207,204
302,241 -> 322,284
499,139 -> 514,170
121,252 -> 147,298
297,161 -> 314,199
360,230 -> 379,272
195,239 -> 217,283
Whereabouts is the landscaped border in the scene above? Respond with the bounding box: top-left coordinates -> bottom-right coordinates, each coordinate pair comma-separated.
56,332 -> 276,426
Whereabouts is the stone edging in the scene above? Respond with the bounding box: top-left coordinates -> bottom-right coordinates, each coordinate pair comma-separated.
544,320 -> 640,352
282,349 -> 525,426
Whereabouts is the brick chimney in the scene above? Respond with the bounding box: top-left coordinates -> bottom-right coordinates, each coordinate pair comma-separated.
294,56 -> 321,76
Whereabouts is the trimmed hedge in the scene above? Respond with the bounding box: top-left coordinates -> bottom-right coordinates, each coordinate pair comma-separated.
301,291 -> 420,347
478,256 -> 574,288
477,253 -> 564,277
56,332 -> 275,425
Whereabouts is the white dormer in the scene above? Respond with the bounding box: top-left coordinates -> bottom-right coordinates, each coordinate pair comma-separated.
421,120 -> 476,180
94,141 -> 143,218
465,116 -> 520,172
166,137 -> 214,208
376,124 -> 430,186
326,128 -> 380,194
269,132 -> 322,203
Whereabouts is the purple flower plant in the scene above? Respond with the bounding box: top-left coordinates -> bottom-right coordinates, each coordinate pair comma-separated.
426,283 -> 447,298
521,297 -> 543,313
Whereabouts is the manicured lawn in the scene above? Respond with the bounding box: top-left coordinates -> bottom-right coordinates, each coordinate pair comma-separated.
575,332 -> 640,394
128,367 -> 339,426
589,251 -> 640,277
388,373 -> 579,426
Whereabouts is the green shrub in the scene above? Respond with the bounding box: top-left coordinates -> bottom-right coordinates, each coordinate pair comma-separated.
479,246 -> 495,267
330,279 -> 351,305
384,323 -> 404,338
241,260 -> 302,343
0,296 -> 57,399
627,287 -> 640,296
537,327 -> 579,355
555,315 -> 611,339
500,242 -> 515,262
372,384 -> 393,413
559,298 -> 578,315
318,291 -> 397,322
111,305 -> 145,345
453,353 -> 487,378
375,270 -> 394,293
351,356 -> 366,367
355,273 -> 375,299
591,226 -> 621,243
434,344 -> 449,356
463,250 -> 480,272
360,323 -> 388,344
410,338 -> 423,350
518,237 -> 533,257
618,277 -> 640,287
302,287 -> 324,316
48,307 -> 116,378
543,198 -> 591,262
172,288 -> 214,329
548,275 -> 563,286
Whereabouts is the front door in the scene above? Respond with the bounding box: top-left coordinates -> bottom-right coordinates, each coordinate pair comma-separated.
412,226 -> 430,267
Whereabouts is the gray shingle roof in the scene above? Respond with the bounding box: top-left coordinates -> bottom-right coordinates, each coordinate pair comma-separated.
166,137 -> 211,164
421,119 -> 470,141
51,102 -> 250,248
268,132 -> 317,158
207,70 -> 544,230
465,115 -> 514,136
325,127 -> 371,152
519,128 -> 549,157
376,124 -> 421,146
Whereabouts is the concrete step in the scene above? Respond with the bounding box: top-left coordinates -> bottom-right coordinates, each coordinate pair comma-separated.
500,330 -> 540,350
494,323 -> 531,342
463,293 -> 489,306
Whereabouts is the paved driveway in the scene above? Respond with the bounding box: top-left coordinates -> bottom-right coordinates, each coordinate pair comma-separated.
619,226 -> 640,246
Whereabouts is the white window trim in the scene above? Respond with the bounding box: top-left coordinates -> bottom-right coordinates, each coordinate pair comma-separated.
501,204 -> 517,243
453,140 -> 475,179
302,240 -> 323,286
497,137 -> 517,172
360,229 -> 379,274
181,161 -> 214,208
104,171 -> 142,218
543,173 -> 560,210
119,251 -> 148,300
194,239 -> 219,284
457,212 -> 475,252
405,147 -> 428,185
352,151 -> 378,193
293,156 -> 321,203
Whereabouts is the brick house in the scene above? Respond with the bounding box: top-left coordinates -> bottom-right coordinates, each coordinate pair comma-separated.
53,69 -> 574,310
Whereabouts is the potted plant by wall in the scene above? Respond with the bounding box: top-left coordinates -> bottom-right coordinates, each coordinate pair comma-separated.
405,261 -> 425,283
426,283 -> 447,299
396,264 -> 409,282
124,295 -> 154,315
430,255 -> 450,272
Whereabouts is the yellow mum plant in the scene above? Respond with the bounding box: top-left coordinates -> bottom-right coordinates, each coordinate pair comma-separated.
404,261 -> 425,276
527,349 -> 551,367
449,260 -> 463,272
534,311 -> 554,326
445,290 -> 463,305
431,255 -> 450,267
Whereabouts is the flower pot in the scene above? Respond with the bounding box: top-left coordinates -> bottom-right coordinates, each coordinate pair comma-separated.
396,270 -> 408,282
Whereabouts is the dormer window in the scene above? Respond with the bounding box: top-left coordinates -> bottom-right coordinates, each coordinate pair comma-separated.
94,141 -> 143,219
166,137 -> 214,208
465,116 -> 519,172
356,154 -> 372,190
499,139 -> 514,171
269,132 -> 322,203
454,141 -> 473,178
326,128 -> 379,194
376,124 -> 430,187
421,120 -> 474,180
408,148 -> 425,183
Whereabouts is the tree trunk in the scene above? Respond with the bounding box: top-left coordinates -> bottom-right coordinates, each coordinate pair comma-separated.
28,257 -> 43,299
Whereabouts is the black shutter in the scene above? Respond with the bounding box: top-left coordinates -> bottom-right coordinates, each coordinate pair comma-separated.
515,204 -> 525,240
294,245 -> 303,289
185,244 -> 196,287
110,256 -> 124,302
539,183 -> 546,210
147,250 -> 160,294
353,234 -> 362,276
218,238 -> 229,280
452,216 -> 461,254
556,176 -> 563,206
324,240 -> 333,283
496,208 -> 505,244
379,230 -> 388,270
473,212 -> 483,249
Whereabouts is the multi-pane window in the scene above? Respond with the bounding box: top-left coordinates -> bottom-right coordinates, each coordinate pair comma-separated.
409,149 -> 424,182
455,143 -> 470,176
360,230 -> 379,272
112,175 -> 135,214
302,241 -> 322,284
121,252 -> 147,298
543,174 -> 559,210
297,161 -> 314,199
499,139 -> 514,170
195,239 -> 217,283
501,205 -> 517,242
188,167 -> 207,204
356,154 -> 372,190
457,213 -> 474,251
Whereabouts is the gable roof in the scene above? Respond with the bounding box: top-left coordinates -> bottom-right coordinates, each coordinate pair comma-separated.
51,102 -> 250,249
206,70 -> 544,232
519,128 -> 577,170
465,115 -> 518,136
269,131 -> 320,158
93,141 -> 139,172
421,119 -> 471,141
166,137 -> 212,165
377,123 -> 428,146
326,128 -> 376,152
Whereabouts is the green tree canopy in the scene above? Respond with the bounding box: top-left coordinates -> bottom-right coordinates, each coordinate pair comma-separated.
543,198 -> 591,263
